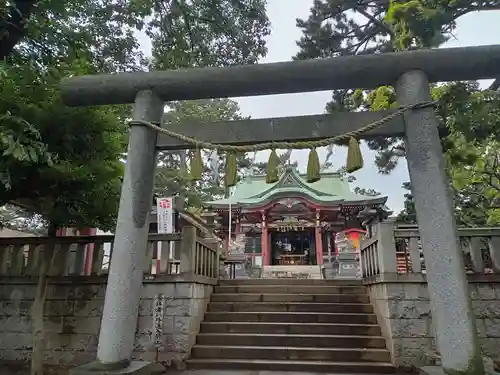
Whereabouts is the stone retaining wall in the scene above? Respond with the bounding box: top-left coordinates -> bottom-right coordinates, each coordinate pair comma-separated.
0,277 -> 213,368
367,277 -> 500,369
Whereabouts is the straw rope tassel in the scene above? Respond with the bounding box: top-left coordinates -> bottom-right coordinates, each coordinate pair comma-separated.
190,148 -> 203,181
225,152 -> 237,187
127,102 -> 436,182
346,137 -> 364,173
306,148 -> 320,183
266,149 -> 280,184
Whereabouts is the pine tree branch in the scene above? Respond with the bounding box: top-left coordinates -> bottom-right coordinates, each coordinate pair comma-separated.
354,7 -> 394,37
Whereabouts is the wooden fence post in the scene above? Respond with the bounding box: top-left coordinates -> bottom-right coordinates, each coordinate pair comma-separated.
180,226 -> 197,275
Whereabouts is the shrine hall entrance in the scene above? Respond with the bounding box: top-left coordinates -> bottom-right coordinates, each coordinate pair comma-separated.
270,230 -> 317,266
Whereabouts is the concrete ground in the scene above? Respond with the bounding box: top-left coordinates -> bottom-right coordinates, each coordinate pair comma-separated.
1,365 -> 406,375
168,371 -> 395,375
2,370 -> 396,375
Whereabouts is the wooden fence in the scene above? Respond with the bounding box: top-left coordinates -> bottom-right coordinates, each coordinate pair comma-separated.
360,222 -> 500,280
0,225 -> 220,281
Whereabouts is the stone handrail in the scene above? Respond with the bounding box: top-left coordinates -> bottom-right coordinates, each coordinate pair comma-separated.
194,237 -> 219,279
360,222 -> 500,280
0,226 -> 219,281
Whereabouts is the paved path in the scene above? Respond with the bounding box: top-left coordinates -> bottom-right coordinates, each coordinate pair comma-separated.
168,371 -> 388,375
1,365 -> 394,375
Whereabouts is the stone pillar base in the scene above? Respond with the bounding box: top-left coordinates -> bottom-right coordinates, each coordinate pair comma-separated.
70,361 -> 165,375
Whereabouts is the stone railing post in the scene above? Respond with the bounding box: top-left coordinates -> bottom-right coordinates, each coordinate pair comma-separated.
203,237 -> 220,279
375,221 -> 398,274
201,212 -> 216,233
180,226 -> 197,276
396,70 -> 483,375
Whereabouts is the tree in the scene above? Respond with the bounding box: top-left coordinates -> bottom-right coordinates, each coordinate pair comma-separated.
1,2 -> 270,374
0,204 -> 46,235
295,0 -> 500,168
3,0 -> 270,70
0,1 -> 39,59
155,99 -> 255,206
148,0 -> 270,69
0,59 -> 126,375
447,137 -> 500,226
295,0 -> 500,224
396,182 -> 417,224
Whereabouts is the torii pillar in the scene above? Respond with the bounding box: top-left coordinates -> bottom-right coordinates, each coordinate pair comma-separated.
71,91 -> 164,375
396,70 -> 483,375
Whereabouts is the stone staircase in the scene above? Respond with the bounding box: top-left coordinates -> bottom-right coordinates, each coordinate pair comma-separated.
187,278 -> 395,373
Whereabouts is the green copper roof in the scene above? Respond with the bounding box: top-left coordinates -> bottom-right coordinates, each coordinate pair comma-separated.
204,167 -> 387,208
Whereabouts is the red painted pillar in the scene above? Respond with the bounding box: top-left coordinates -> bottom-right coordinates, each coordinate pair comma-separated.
82,227 -> 97,275
261,211 -> 269,266
261,227 -> 269,266
315,210 -> 323,265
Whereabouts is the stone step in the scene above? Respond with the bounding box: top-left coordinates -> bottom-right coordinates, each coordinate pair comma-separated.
207,302 -> 374,313
214,285 -> 366,294
261,265 -> 323,279
263,265 -> 321,271
191,345 -> 391,362
186,358 -> 396,373
210,292 -> 370,303
196,333 -> 387,348
200,321 -> 382,336
191,277 -> 392,372
219,278 -> 363,286
203,311 -> 378,324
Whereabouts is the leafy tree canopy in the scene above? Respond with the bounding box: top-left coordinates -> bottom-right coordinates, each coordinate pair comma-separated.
0,0 -> 271,232
296,0 -> 500,225
1,3 -> 271,375
155,99 -> 253,207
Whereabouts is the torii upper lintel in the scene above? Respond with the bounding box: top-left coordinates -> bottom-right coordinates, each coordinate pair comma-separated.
60,44 -> 500,107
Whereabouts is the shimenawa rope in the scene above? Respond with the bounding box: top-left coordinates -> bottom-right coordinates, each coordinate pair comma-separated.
129,101 -> 437,186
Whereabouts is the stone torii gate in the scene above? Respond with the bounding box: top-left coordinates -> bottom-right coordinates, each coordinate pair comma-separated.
61,45 -> 500,375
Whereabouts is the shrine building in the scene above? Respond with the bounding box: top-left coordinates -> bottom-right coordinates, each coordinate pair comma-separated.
204,167 -> 391,268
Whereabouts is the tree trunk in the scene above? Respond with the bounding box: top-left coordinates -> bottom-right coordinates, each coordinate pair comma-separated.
0,0 -> 39,59
30,223 -> 58,375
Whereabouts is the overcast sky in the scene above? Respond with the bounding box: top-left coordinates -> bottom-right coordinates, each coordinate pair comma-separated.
139,2 -> 500,214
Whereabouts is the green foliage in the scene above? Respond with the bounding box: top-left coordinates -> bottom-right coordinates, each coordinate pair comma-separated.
155,99 -> 257,206
0,0 -> 270,231
1,3 -> 270,375
3,0 -> 270,71
396,182 -> 417,224
0,61 -> 127,231
148,0 -> 270,69
385,1 -> 500,50
447,136 -> 500,226
296,0 -> 500,225
367,82 -> 500,225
